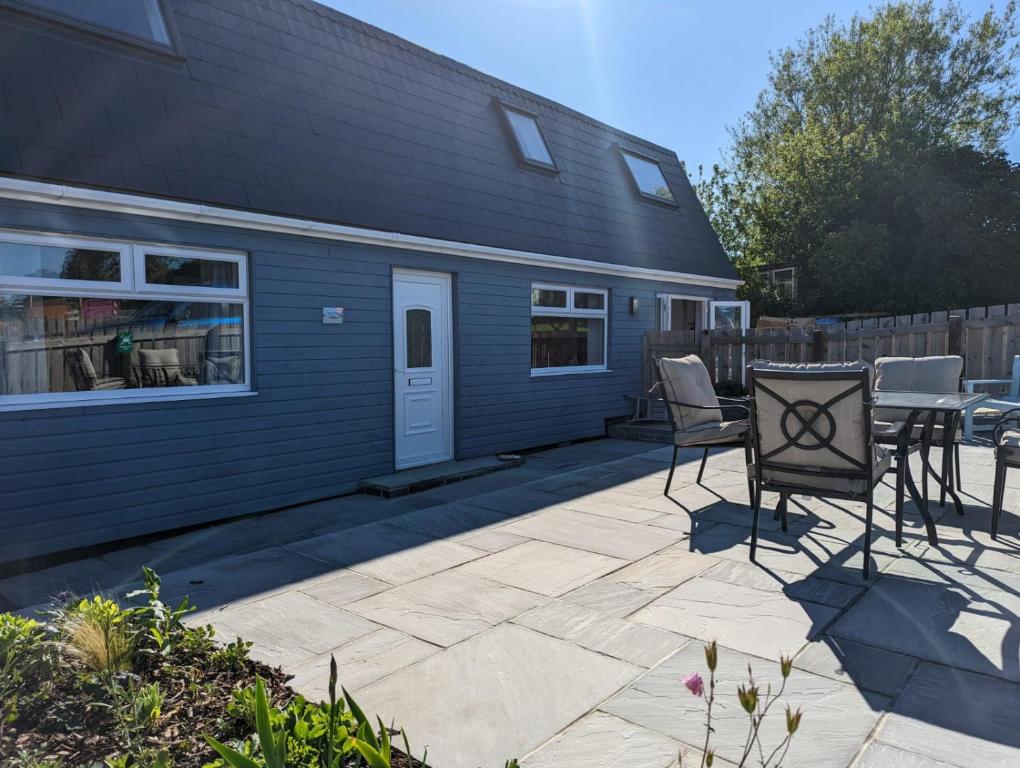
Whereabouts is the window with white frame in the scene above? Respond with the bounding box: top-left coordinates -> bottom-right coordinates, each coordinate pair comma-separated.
768,267 -> 796,300
530,284 -> 608,374
0,231 -> 249,408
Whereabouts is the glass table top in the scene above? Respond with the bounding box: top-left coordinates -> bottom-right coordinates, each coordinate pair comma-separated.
872,391 -> 988,411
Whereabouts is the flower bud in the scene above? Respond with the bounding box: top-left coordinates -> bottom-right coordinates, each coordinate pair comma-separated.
705,640 -> 718,672
786,706 -> 802,735
706,750 -> 715,766
780,655 -> 793,679
737,684 -> 758,714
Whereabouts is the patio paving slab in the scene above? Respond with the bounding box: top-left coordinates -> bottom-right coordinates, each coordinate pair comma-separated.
601,642 -> 888,768
561,579 -> 663,618
285,522 -> 483,585
459,540 -> 627,597
355,623 -> 640,768
204,590 -> 379,668
702,559 -> 864,609
559,492 -> 667,523
285,628 -> 437,697
500,507 -> 683,561
520,711 -> 684,768
876,662 -> 1020,767
452,527 -> 528,552
297,569 -> 391,607
383,501 -> 511,541
633,576 -> 840,661
831,570 -> 1020,682
854,742 -> 960,768
345,569 -> 544,647
602,542 -> 718,592
159,546 -> 334,613
793,635 -> 918,697
513,599 -> 688,668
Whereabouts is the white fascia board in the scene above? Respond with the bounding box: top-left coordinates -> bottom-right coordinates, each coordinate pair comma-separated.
0,175 -> 743,289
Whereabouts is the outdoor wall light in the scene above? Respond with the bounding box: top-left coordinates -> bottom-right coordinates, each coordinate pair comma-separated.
630,297 -> 639,315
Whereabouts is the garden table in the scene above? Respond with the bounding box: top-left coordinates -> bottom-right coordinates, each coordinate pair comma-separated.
873,391 -> 988,546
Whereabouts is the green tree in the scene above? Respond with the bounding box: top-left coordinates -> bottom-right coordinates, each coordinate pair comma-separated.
697,1 -> 1020,317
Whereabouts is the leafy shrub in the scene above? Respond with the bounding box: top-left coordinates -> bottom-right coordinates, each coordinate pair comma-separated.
207,657 -> 404,768
209,637 -> 253,671
0,614 -> 52,727
124,567 -> 195,655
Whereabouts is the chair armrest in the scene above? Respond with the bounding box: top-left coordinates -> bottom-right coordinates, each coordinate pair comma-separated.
964,378 -> 1012,392
993,408 -> 1020,443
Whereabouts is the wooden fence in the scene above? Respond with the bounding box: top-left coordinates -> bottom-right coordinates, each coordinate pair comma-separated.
642,303 -> 1020,393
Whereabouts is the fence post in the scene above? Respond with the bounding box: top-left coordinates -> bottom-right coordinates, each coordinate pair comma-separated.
947,315 -> 963,357
811,329 -> 827,362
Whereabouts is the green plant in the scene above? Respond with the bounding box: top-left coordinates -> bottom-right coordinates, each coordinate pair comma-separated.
124,567 -> 196,655
206,677 -> 288,768
207,655 -> 416,768
210,636 -> 253,671
0,614 -> 52,728
680,641 -> 803,767
132,682 -> 164,728
61,595 -> 134,675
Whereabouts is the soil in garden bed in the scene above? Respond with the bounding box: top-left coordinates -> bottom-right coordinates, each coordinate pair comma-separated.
3,647 -> 423,768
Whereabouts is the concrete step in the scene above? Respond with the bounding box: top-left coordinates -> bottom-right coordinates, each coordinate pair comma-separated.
606,421 -> 671,443
360,455 -> 525,497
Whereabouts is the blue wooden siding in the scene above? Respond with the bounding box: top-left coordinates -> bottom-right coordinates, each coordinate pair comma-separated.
0,200 -> 733,560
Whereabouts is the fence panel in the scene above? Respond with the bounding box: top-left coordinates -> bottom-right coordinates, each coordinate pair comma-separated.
642,302 -> 1020,391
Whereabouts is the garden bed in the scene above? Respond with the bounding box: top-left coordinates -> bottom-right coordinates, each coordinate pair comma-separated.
1,569 -> 425,768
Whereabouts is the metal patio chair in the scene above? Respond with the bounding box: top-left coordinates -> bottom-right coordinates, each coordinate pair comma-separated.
992,408 -> 1020,539
652,355 -> 753,503
872,355 -> 965,499
747,363 -> 901,579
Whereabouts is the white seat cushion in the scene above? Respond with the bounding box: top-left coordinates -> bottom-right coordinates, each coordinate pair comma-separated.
674,419 -> 748,447
757,446 -> 892,495
998,430 -> 1020,463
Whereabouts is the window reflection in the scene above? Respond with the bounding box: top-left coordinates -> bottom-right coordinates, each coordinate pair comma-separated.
0,295 -> 244,395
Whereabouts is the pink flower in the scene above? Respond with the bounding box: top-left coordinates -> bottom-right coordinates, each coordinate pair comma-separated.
682,672 -> 705,697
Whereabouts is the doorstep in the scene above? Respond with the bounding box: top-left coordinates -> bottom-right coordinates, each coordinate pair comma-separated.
359,455 -> 525,497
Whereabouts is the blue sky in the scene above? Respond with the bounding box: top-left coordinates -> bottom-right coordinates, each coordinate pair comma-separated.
323,0 -> 1019,175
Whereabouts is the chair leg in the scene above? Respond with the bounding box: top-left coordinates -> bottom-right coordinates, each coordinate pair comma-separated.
697,446 -> 710,484
664,446 -> 679,496
778,492 -> 789,532
955,443 -> 962,490
895,458 -> 906,548
940,442 -> 949,508
750,481 -> 762,563
863,492 -> 874,580
992,460 -> 1007,540
743,436 -> 754,507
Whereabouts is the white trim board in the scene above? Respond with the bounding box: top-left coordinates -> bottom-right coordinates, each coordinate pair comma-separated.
0,176 -> 743,289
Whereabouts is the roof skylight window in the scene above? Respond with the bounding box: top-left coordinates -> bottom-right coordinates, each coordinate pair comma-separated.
621,149 -> 676,204
499,102 -> 557,172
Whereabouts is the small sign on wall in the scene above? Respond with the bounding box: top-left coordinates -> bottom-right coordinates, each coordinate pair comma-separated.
322,307 -> 345,325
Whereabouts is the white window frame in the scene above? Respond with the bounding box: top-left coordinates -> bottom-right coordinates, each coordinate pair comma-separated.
769,267 -> 796,300
530,282 -> 609,376
0,230 -> 252,411
134,244 -> 248,298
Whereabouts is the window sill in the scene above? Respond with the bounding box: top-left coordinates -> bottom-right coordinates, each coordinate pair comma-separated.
531,367 -> 612,378
0,389 -> 257,413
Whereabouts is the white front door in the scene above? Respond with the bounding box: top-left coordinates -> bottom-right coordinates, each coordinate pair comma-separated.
393,270 -> 453,470
709,299 -> 751,383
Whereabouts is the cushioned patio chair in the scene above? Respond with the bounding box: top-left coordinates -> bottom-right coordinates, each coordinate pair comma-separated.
747,362 -> 900,579
652,355 -> 753,503
992,408 -> 1020,539
67,348 -> 125,391
964,355 -> 1020,440
872,355 -> 964,500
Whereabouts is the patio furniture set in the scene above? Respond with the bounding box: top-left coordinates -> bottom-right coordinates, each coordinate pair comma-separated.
653,354 -> 1017,579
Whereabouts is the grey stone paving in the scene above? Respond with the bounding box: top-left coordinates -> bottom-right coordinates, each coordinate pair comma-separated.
3,439 -> 1019,768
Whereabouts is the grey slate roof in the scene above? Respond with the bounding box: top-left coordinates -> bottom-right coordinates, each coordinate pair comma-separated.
0,0 -> 737,279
